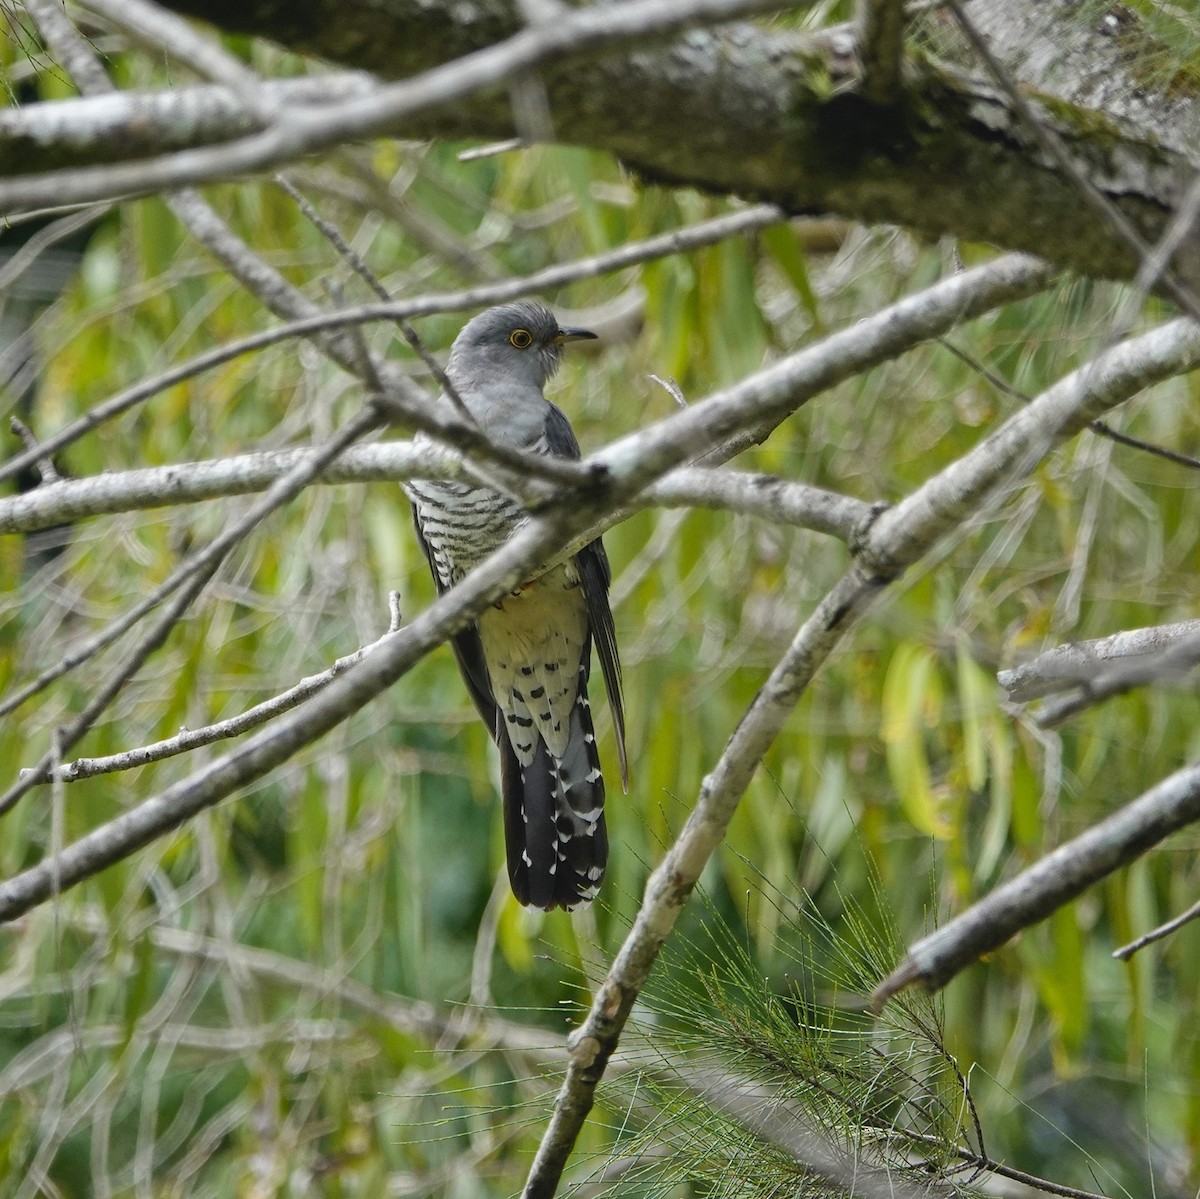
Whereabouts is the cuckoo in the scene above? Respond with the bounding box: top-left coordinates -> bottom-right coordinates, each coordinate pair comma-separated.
406,302 -> 627,911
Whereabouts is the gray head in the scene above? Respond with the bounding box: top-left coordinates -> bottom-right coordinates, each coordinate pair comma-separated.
446,301 -> 597,392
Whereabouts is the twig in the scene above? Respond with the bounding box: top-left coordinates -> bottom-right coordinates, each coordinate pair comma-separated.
8,417 -> 60,484
939,337 -> 1200,472
78,0 -> 268,104
0,554 -> 227,816
23,0 -> 112,96
275,173 -> 477,424
31,595 -> 405,784
1113,896 -> 1200,961
0,203 -> 110,295
873,760 -> 1200,1003
1032,628 -> 1200,727
458,139 -> 525,161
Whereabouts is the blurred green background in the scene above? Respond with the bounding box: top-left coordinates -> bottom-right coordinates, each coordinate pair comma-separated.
3,17 -> 1200,1197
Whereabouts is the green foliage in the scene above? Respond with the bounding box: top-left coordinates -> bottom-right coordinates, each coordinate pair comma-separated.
610,887 -> 979,1197
3,30 -> 1200,1198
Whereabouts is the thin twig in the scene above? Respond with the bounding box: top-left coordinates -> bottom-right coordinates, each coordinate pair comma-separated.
939,337 -> 1200,472
78,0 -> 269,106
38,595 -> 405,783
8,417 -> 60,484
1,555 -> 227,816
275,172 -> 476,424
0,203 -> 110,295
1033,628 -> 1200,727
0,404 -> 384,802
1113,896 -> 1200,960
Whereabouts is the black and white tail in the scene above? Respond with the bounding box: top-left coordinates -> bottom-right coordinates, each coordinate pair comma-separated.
500,657 -> 607,910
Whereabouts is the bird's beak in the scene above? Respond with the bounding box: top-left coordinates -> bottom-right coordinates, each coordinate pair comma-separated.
552,326 -> 598,344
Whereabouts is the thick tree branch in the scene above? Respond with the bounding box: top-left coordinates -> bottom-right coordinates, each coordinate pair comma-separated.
2,1 -> 1198,294
0,441 -> 874,541
955,0 -> 1200,156
873,760 -> 1200,1002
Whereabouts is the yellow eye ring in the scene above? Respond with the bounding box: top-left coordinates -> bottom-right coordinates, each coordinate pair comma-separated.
509,328 -> 534,349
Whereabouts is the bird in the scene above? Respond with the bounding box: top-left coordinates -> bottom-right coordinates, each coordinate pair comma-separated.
405,301 -> 627,911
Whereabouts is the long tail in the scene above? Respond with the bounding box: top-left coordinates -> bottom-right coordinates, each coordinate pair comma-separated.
501,687 -> 607,910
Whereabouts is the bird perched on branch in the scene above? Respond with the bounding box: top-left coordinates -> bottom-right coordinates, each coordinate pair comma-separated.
406,302 -> 627,910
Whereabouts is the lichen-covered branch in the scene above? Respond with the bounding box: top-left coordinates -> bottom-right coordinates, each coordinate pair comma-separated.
2,0 -> 1199,293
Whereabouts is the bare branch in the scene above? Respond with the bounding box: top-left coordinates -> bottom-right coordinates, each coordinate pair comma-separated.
0,253 -> 1060,922
23,0 -> 112,97
0,403 -> 385,811
939,337 -> 1200,472
1,0 -> 1197,295
999,619 -> 1200,702
0,0 -> 804,212
8,417 -> 60,484
0,441 -> 874,542
0,203 -> 111,295
874,760 -> 1200,1003
1113,896 -> 1200,961
39,596 -> 404,782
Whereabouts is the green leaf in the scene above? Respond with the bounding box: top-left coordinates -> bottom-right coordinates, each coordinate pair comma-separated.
882,641 -> 950,839
761,223 -> 822,328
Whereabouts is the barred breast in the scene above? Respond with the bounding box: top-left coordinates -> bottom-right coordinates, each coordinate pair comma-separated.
405,479 -> 527,588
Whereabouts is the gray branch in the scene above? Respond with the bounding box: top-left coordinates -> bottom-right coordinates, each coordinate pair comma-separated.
0,441 -> 873,541
999,619 -> 1200,705
0,0 -> 1198,292
873,760 -> 1200,1002
0,203 -> 786,488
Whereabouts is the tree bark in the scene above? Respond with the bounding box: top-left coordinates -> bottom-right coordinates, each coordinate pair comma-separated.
2,0 -> 1198,292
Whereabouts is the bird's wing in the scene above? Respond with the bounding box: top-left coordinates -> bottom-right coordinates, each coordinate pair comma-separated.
409,505 -> 501,737
544,403 -> 628,790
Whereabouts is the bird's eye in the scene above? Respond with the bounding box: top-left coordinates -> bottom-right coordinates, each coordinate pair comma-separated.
509,328 -> 534,349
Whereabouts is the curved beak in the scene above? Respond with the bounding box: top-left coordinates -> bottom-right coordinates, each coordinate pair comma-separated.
552,326 -> 598,344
